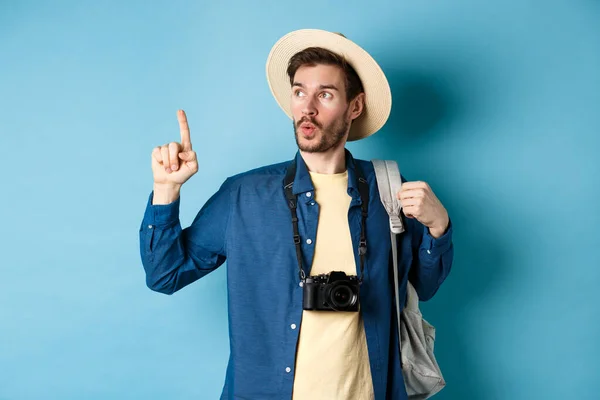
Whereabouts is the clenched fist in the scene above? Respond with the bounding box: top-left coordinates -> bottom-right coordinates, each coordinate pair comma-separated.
397,181 -> 450,239
152,110 -> 198,187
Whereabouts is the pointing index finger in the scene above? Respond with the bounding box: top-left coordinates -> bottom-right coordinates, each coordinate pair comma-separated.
178,109 -> 192,150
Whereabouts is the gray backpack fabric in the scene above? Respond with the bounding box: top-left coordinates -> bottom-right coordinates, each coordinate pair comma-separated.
372,159 -> 446,399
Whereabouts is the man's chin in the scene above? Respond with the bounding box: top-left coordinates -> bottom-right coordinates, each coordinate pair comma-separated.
297,141 -> 324,153
296,132 -> 318,150
298,143 -> 321,153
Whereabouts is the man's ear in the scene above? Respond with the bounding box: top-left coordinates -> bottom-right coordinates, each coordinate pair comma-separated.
349,92 -> 365,121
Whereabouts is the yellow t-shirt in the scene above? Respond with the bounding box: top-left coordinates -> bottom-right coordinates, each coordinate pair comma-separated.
292,170 -> 375,400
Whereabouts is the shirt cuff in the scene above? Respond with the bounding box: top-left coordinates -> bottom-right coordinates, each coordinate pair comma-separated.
420,218 -> 453,258
142,191 -> 181,227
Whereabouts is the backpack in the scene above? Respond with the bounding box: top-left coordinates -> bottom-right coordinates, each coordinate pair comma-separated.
372,159 -> 446,399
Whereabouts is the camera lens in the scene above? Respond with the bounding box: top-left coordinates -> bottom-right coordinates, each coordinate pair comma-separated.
330,284 -> 357,310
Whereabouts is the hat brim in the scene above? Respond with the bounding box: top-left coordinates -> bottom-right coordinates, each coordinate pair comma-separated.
266,29 -> 392,142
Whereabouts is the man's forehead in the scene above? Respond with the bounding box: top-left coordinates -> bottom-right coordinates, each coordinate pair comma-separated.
293,64 -> 345,86
295,63 -> 344,74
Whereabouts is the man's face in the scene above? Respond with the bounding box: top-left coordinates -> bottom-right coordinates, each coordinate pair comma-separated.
290,64 -> 354,153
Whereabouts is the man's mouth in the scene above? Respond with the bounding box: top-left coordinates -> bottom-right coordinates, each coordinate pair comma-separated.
300,122 -> 316,136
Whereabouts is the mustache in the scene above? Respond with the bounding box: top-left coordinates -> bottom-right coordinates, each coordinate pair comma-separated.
296,117 -> 322,129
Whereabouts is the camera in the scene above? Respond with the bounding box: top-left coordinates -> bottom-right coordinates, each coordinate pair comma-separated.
302,271 -> 360,312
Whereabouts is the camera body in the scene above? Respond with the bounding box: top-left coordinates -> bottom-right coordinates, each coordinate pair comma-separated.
302,271 -> 360,312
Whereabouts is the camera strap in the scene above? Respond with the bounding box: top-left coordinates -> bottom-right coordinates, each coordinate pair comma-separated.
283,153 -> 369,283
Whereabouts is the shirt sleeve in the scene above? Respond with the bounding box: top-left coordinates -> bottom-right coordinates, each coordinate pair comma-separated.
139,178 -> 232,295
407,217 -> 454,301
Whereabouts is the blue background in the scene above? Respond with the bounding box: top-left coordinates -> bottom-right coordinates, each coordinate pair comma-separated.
1,1 -> 599,399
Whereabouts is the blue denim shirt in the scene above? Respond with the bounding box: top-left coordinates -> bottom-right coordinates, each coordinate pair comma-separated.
139,149 -> 454,400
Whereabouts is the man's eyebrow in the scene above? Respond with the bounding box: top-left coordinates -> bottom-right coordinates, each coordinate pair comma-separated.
319,84 -> 339,91
292,82 -> 340,91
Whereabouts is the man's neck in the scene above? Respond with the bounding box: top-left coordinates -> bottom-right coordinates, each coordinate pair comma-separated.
299,145 -> 347,174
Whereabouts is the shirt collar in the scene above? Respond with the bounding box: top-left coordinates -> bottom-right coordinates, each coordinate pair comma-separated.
291,148 -> 361,201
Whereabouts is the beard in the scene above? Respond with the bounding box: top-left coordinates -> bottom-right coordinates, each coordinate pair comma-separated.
293,112 -> 350,153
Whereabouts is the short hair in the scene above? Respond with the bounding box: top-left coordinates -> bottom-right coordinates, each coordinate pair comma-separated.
286,47 -> 364,102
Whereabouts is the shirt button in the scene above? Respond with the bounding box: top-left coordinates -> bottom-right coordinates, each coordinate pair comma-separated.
299,282 -> 304,287
306,239 -> 313,245
291,324 -> 297,330
147,225 -> 153,229
306,192 -> 312,197
285,367 -> 291,373
310,202 -> 315,206
426,249 -> 431,254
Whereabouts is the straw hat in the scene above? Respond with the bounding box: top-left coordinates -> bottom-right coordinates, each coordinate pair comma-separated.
265,29 -> 392,141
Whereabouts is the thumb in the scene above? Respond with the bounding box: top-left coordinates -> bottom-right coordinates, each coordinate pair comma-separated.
178,151 -> 196,162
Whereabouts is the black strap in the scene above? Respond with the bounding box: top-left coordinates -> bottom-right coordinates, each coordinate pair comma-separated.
283,163 -> 306,281
357,172 -> 369,281
284,155 -> 369,283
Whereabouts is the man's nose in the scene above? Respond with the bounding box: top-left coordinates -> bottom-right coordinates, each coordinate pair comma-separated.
302,97 -> 318,116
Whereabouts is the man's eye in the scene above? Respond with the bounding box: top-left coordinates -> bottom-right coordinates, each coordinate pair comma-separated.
321,92 -> 332,99
295,90 -> 305,97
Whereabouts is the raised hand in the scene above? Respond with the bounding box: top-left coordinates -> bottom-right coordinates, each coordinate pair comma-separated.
397,181 -> 449,239
151,110 -> 199,187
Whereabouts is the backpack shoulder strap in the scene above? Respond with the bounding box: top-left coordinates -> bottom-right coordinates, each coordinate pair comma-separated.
371,159 -> 404,234
372,159 -> 408,341
372,159 -> 419,303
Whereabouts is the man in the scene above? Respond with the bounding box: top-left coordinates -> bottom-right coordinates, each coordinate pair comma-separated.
139,29 -> 453,400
